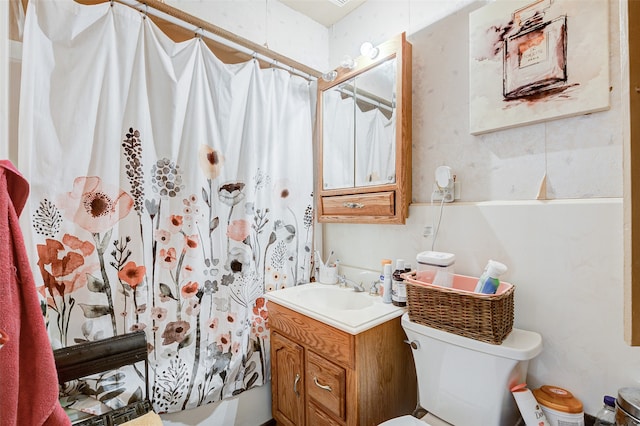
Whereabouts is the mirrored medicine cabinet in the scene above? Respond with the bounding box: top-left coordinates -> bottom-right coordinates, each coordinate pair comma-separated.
317,32 -> 412,224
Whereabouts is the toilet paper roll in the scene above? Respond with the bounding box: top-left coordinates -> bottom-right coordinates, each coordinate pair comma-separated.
512,384 -> 550,426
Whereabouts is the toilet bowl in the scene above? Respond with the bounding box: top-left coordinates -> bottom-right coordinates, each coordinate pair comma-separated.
380,313 -> 543,426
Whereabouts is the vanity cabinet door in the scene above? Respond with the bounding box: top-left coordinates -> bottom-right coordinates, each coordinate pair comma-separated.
308,402 -> 344,426
307,350 -> 346,422
271,331 -> 305,426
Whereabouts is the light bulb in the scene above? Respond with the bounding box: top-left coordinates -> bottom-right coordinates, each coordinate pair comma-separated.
360,41 -> 379,59
321,70 -> 338,82
340,55 -> 356,70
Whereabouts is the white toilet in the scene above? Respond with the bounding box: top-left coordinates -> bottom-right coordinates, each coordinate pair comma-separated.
381,313 -> 543,426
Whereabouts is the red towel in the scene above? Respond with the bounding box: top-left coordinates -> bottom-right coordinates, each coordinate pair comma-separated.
0,161 -> 70,426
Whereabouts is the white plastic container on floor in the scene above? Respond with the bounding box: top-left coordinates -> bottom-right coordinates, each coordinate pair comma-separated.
539,406 -> 584,426
533,386 -> 584,426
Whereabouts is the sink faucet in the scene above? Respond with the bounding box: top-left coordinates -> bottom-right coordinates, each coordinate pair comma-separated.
337,275 -> 365,292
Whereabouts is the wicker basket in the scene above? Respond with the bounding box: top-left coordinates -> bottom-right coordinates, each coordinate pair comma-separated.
404,272 -> 514,345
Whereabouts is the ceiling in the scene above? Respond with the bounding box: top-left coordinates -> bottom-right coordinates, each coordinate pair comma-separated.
277,0 -> 367,27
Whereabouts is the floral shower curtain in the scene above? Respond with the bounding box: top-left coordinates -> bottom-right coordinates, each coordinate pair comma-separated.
18,0 -> 314,413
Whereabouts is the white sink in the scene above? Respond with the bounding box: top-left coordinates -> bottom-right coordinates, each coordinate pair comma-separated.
264,283 -> 405,335
300,286 -> 375,311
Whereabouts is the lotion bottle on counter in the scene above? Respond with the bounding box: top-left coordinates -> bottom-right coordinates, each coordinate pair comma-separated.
382,263 -> 392,304
391,259 -> 407,306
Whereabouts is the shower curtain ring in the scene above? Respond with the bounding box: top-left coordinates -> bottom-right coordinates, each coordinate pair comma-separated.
195,28 -> 203,40
142,3 -> 148,19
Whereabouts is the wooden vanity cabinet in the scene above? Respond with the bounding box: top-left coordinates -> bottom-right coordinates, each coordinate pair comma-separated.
268,302 -> 417,426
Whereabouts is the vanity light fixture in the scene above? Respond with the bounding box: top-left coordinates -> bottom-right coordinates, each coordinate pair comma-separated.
360,41 -> 379,59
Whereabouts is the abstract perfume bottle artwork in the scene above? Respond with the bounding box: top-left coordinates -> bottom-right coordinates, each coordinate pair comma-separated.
503,0 -> 567,99
469,0 -> 609,135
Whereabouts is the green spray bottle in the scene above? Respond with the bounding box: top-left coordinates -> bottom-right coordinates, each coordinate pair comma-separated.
474,260 -> 508,294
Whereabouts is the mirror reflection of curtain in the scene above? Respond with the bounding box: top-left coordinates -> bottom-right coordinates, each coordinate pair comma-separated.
355,107 -> 395,186
323,90 -> 395,189
322,89 -> 355,189
19,0 -> 314,414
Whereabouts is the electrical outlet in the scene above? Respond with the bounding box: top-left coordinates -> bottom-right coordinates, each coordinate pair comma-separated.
454,181 -> 461,200
423,226 -> 433,237
432,183 -> 454,202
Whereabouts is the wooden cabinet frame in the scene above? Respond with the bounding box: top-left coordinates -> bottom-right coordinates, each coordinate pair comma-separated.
317,33 -> 412,224
626,0 -> 640,345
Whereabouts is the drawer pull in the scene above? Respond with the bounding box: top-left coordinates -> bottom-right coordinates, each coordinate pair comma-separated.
313,377 -> 332,392
294,373 -> 301,397
343,202 -> 364,209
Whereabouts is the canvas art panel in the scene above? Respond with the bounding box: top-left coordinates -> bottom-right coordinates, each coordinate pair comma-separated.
469,0 -> 609,135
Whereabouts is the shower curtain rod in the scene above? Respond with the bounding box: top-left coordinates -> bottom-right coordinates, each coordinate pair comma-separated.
114,0 -> 322,81
337,86 -> 394,113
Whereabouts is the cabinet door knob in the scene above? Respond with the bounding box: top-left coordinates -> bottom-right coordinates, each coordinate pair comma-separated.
313,376 -> 333,392
294,373 -> 301,397
343,202 -> 364,209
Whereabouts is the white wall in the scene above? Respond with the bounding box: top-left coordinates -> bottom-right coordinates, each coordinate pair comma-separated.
330,0 -> 623,202
167,0 -> 330,73
326,201 -> 631,417
323,0 -> 636,418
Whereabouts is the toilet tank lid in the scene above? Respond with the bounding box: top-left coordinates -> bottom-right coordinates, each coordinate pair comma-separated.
401,313 -> 543,361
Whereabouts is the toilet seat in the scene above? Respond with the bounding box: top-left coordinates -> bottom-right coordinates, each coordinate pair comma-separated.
379,415 -> 429,426
379,413 -> 452,426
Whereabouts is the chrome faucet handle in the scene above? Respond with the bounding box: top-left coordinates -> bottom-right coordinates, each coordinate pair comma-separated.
369,280 -> 381,296
337,274 -> 347,288
337,275 -> 365,292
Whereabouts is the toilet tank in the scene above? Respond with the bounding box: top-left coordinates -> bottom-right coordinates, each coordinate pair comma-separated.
401,313 -> 542,426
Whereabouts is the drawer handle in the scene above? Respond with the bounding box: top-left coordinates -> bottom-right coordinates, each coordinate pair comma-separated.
294,373 -> 301,397
343,202 -> 364,209
313,377 -> 332,392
